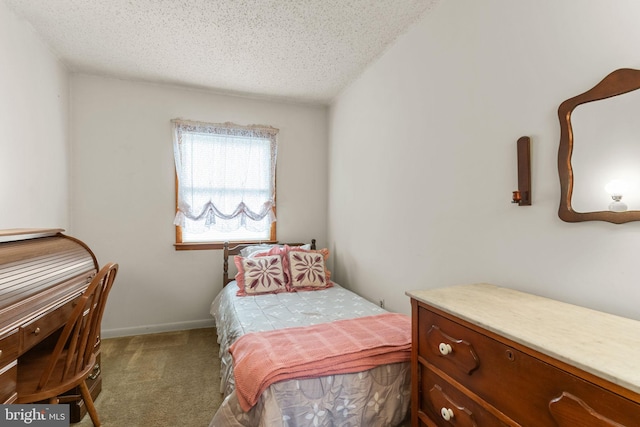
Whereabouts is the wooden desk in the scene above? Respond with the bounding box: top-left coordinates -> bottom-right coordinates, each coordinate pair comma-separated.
0,229 -> 101,421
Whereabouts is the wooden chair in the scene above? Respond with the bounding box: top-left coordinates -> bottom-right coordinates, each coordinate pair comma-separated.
16,262 -> 119,427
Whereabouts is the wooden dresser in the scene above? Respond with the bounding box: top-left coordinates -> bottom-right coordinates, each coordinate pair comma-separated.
407,283 -> 640,427
0,228 -> 101,422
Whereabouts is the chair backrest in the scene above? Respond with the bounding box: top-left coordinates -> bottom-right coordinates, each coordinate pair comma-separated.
36,262 -> 119,391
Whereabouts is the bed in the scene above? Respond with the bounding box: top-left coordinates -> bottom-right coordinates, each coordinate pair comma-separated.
209,240 -> 411,427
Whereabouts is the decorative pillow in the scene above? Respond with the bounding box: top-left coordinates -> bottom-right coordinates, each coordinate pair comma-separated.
287,251 -> 326,288
285,246 -> 333,290
234,254 -> 288,296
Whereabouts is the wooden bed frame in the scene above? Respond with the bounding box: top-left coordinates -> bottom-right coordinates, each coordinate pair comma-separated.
222,239 -> 317,286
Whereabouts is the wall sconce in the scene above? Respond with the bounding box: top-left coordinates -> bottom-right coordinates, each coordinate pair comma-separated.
605,179 -> 628,212
512,190 -> 523,204
512,136 -> 531,206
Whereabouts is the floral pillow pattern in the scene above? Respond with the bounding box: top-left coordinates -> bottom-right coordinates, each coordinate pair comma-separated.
285,250 -> 333,291
235,255 -> 288,296
234,245 -> 333,295
288,251 -> 326,288
286,246 -> 332,287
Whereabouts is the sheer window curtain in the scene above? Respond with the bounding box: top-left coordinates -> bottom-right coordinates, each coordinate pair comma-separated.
172,119 -> 278,234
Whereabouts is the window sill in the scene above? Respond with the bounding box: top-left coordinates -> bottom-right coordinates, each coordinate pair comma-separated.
174,240 -> 277,251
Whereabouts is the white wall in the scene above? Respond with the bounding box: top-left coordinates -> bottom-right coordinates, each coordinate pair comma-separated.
0,2 -> 69,229
7,0 -> 640,336
329,0 -> 640,320
70,75 -> 328,337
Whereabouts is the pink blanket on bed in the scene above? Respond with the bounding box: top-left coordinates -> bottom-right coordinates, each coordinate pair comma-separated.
229,312 -> 411,411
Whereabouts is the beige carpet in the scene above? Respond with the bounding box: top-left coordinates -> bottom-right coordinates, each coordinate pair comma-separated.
76,328 -> 223,427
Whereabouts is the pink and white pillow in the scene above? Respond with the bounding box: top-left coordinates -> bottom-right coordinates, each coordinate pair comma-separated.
234,254 -> 288,296
285,246 -> 332,290
288,251 -> 327,289
234,244 -> 332,295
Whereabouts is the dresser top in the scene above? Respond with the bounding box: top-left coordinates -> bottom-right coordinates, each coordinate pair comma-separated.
406,283 -> 640,395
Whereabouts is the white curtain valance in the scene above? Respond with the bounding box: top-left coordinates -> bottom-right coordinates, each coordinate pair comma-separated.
172,119 -> 278,233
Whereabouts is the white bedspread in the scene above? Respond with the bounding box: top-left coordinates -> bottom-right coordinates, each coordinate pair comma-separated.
209,282 -> 411,427
210,281 -> 388,397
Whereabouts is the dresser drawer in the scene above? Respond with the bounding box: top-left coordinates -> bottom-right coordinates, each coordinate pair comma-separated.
20,297 -> 79,353
420,366 -> 512,427
418,306 -> 640,426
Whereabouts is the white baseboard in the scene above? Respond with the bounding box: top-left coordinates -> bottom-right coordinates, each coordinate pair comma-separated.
101,318 -> 216,339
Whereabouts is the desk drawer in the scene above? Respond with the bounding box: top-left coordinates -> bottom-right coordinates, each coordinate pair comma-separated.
20,297 -> 79,353
418,307 -> 640,426
0,360 -> 17,403
0,331 -> 19,368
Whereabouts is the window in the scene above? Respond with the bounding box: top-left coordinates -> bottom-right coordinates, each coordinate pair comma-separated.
172,120 -> 278,249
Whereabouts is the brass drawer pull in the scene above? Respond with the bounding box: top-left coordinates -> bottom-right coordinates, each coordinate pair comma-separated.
88,363 -> 101,380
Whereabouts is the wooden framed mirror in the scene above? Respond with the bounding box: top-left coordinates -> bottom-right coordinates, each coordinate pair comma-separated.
558,68 -> 640,223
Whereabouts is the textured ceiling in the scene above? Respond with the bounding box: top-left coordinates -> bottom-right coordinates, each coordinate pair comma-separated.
4,0 -> 438,104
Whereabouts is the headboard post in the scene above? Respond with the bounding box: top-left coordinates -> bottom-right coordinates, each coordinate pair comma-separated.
223,241 -> 230,286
